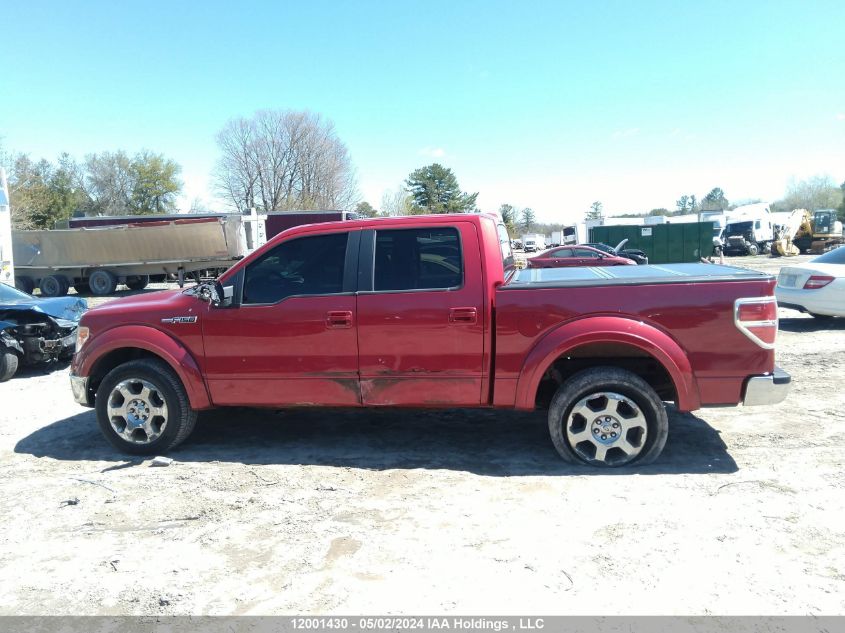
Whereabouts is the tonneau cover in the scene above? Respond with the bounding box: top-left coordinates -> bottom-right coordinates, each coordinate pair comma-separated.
503,262 -> 770,289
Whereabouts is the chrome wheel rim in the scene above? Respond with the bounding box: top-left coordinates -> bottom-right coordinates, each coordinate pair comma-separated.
106,378 -> 168,444
566,391 -> 647,465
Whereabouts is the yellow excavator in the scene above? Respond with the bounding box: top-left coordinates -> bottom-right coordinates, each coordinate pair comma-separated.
771,208 -> 843,257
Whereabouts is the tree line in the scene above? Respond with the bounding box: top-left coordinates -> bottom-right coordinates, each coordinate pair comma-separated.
1,146 -> 182,229
4,106 -> 844,231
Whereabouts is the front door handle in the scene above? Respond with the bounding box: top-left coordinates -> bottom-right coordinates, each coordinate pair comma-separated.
326,310 -> 353,329
449,307 -> 478,324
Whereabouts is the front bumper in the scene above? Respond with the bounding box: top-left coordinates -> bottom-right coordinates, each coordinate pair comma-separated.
70,372 -> 93,407
742,367 -> 791,406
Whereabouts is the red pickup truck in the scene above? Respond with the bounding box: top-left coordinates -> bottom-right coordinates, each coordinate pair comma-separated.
69,213 -> 790,467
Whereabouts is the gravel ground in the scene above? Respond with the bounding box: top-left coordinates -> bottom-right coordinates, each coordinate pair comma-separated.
0,255 -> 843,615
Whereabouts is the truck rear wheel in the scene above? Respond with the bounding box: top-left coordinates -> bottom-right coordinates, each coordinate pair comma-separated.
548,367 -> 668,467
125,275 -> 150,290
39,275 -> 69,297
15,277 -> 35,295
88,270 -> 118,296
95,359 -> 198,455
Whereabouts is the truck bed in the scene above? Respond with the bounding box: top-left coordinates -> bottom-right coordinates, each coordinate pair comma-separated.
503,262 -> 770,289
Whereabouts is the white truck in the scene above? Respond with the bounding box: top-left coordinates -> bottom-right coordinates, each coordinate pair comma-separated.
0,169 -> 13,288
699,210 -> 730,255
521,233 -> 546,253
561,223 -> 589,245
723,203 -> 774,256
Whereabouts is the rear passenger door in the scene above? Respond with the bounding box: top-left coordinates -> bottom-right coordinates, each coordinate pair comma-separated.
355,223 -> 485,406
573,247 -> 601,266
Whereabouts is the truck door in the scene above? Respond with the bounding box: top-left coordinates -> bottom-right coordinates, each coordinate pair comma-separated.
201,229 -> 361,407
356,223 -> 485,406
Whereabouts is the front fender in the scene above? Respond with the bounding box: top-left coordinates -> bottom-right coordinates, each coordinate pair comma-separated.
75,325 -> 212,410
513,316 -> 700,411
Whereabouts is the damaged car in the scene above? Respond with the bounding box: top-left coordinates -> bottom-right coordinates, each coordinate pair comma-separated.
0,282 -> 87,382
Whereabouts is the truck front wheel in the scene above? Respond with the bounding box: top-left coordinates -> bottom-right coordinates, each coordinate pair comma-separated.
95,359 -> 198,455
548,367 -> 668,467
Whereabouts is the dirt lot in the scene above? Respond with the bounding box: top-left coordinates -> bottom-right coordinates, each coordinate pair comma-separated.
0,256 -> 843,615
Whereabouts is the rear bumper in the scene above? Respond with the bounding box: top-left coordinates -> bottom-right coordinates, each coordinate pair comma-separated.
70,372 -> 93,407
742,367 -> 791,406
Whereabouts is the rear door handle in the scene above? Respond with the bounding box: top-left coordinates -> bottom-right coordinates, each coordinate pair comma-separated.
326,310 -> 353,329
449,307 -> 477,324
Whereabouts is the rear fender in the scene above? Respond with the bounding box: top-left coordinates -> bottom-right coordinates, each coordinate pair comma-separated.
77,325 -> 212,409
514,316 -> 699,411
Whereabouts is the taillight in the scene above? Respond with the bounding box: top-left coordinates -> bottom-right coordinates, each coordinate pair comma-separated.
734,297 -> 777,349
803,275 -> 834,290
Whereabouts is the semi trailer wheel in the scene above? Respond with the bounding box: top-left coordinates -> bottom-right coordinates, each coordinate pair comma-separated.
88,270 -> 118,296
125,275 -> 150,290
39,275 -> 69,297
548,367 -> 669,467
15,277 -> 35,295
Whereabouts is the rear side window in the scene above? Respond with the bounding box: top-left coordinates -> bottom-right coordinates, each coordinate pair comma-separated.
243,232 -> 348,304
497,223 -> 514,270
374,228 -> 462,291
551,248 -> 572,257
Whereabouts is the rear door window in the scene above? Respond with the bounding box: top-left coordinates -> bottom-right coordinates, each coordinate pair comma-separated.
373,228 -> 463,291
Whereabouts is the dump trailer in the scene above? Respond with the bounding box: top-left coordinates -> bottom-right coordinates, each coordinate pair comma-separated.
13,216 -> 246,297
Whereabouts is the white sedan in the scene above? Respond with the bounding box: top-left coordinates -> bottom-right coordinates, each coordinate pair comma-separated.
776,246 -> 845,318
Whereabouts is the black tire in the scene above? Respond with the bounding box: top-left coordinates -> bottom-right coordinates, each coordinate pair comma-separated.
95,359 -> 198,455
125,275 -> 150,291
73,281 -> 91,294
548,367 -> 669,467
0,350 -> 19,382
747,244 -> 759,256
15,276 -> 35,295
88,270 -> 118,296
39,275 -> 68,297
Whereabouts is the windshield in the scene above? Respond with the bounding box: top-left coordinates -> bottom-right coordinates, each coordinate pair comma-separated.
813,246 -> 845,264
726,221 -> 753,233
0,283 -> 32,301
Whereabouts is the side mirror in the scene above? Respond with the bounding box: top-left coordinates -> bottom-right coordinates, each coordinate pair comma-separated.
198,281 -> 234,307
220,284 -> 234,307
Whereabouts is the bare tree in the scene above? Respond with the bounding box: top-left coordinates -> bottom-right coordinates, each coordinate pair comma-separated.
84,151 -> 135,214
779,175 -> 843,211
380,185 -> 414,216
214,109 -> 358,212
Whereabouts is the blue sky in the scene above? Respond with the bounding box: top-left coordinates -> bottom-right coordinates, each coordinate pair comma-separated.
2,0 -> 844,223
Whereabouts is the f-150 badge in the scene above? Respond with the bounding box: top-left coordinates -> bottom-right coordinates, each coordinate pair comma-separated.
161,316 -> 198,324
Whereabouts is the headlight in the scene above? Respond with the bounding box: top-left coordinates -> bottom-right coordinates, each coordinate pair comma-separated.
75,326 -> 90,354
